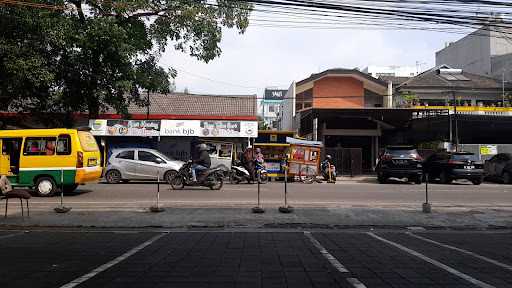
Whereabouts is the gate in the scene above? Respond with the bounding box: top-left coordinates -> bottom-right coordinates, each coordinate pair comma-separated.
324,147 -> 363,176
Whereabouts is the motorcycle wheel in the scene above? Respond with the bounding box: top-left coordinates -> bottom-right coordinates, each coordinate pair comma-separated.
170,176 -> 185,190
210,176 -> 223,190
258,172 -> 269,184
229,172 -> 241,184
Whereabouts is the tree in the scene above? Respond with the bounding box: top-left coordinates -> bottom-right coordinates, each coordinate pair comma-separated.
0,0 -> 252,121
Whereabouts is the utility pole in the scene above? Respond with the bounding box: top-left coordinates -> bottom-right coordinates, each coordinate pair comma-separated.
146,90 -> 150,120
452,90 -> 459,152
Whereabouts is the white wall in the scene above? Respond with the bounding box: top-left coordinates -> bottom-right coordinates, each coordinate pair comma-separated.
279,82 -> 296,131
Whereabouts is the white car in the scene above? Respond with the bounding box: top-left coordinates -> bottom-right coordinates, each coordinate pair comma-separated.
105,148 -> 183,184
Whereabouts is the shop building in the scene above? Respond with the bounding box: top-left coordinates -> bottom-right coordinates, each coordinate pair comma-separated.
88,93 -> 258,172
260,88 -> 287,129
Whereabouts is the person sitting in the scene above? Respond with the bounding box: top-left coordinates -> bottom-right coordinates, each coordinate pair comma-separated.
192,144 -> 211,182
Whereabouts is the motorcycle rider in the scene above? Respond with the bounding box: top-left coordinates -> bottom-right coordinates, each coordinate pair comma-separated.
192,143 -> 211,182
322,155 -> 335,180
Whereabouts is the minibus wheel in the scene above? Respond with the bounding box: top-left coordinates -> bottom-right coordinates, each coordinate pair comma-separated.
35,176 -> 57,197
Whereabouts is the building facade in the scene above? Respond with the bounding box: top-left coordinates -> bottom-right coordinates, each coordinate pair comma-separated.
435,23 -> 512,82
260,88 -> 287,129
362,65 -> 419,78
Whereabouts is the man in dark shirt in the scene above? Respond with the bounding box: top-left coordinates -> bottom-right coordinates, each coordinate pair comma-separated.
192,143 -> 211,182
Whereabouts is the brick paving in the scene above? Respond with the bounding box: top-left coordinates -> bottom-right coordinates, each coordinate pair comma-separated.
0,230 -> 511,288
383,232 -> 512,288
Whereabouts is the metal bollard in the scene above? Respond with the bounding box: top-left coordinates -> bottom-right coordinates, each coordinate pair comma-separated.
54,168 -> 71,213
422,173 -> 431,213
150,171 -> 165,212
252,170 -> 265,213
279,166 -> 293,213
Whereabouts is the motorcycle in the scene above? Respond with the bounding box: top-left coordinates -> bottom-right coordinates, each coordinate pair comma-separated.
255,161 -> 269,184
229,160 -> 251,184
321,160 -> 337,182
170,160 -> 224,190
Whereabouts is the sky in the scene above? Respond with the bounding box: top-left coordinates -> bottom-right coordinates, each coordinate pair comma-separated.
159,20 -> 466,97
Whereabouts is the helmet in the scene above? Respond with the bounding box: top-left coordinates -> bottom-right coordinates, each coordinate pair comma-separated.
326,155 -> 332,160
197,143 -> 208,151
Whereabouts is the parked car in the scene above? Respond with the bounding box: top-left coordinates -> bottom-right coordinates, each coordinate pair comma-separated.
423,151 -> 483,185
484,153 -> 512,184
376,146 -> 423,184
105,148 -> 183,184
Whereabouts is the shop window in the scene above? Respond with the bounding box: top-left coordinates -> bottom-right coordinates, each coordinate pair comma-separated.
295,103 -> 303,111
116,150 -> 134,160
268,105 -> 275,113
56,134 -> 72,155
304,102 -> 312,108
23,137 -> 57,156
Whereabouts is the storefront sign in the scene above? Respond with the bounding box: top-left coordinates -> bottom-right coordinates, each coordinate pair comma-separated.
160,120 -> 257,138
89,119 -> 160,136
90,119 -> 258,138
264,89 -> 287,101
480,145 -> 498,155
160,120 -> 201,136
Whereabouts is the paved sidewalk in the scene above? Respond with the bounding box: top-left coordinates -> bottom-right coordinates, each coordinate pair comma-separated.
2,206 -> 512,229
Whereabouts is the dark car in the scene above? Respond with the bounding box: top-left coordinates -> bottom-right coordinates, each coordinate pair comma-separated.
484,153 -> 512,184
423,151 -> 484,185
376,146 -> 423,184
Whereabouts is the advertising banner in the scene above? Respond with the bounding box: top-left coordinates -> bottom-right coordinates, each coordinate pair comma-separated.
90,119 -> 258,138
89,119 -> 160,136
480,144 -> 498,155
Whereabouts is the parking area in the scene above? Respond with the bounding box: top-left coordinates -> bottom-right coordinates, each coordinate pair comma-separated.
1,229 -> 511,288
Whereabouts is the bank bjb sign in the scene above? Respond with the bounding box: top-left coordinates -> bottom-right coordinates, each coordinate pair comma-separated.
264,89 -> 287,101
160,120 -> 258,138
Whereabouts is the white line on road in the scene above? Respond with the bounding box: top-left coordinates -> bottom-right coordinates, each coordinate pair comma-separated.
367,232 -> 496,288
0,231 -> 26,240
304,232 -> 348,273
346,278 -> 367,288
59,233 -> 167,288
407,232 -> 512,272
304,232 -> 367,288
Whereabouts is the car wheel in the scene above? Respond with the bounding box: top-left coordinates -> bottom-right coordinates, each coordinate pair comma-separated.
377,174 -> 387,184
440,171 -> 451,184
503,171 -> 511,184
105,170 -> 122,184
34,176 -> 57,197
414,176 -> 422,185
472,179 -> 482,185
164,170 -> 178,184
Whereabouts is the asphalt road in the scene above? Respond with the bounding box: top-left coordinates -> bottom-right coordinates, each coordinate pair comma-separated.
22,177 -> 512,210
1,229 -> 511,288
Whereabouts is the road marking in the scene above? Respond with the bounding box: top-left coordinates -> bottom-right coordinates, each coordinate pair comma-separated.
0,231 -> 26,240
367,232 -> 495,288
304,232 -> 348,273
407,232 -> 512,272
304,232 -> 367,288
59,233 -> 167,288
346,278 -> 367,288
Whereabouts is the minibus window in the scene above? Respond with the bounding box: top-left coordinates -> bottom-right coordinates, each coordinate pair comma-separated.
24,137 -> 57,156
57,135 -> 72,155
77,131 -> 99,152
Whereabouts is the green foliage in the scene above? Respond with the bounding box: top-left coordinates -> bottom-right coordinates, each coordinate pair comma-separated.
0,0 -> 252,120
400,91 -> 419,107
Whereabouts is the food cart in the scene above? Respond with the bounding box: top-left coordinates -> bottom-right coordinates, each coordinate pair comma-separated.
286,137 -> 323,178
254,131 -> 294,178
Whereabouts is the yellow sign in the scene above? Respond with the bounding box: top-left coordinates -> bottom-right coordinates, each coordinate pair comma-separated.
480,145 -> 497,155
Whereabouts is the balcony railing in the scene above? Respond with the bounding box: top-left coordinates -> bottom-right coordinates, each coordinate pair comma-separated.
413,106 -> 512,116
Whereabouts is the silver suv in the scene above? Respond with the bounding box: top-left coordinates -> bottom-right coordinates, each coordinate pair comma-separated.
105,148 -> 183,184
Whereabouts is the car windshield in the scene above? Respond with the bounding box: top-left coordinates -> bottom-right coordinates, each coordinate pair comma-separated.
386,149 -> 418,157
452,154 -> 478,161
154,151 -> 173,162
